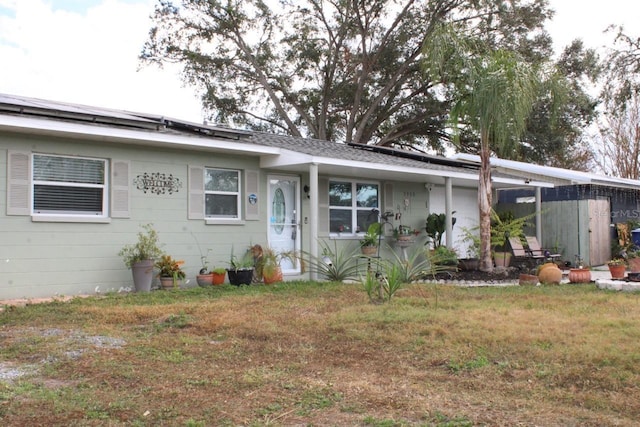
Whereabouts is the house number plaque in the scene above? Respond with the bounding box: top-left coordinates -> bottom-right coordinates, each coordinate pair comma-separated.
134,172 -> 182,195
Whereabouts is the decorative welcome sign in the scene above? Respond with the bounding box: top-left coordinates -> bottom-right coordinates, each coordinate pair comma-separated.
134,172 -> 182,195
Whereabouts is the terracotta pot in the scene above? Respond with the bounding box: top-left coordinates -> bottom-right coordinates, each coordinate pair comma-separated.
263,266 -> 283,285
538,263 -> 562,284
628,257 -> 640,273
568,268 -> 591,284
519,273 -> 539,286
608,264 -> 626,279
196,274 -> 214,287
211,272 -> 226,285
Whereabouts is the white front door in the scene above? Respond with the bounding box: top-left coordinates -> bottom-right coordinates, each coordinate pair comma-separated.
268,175 -> 301,275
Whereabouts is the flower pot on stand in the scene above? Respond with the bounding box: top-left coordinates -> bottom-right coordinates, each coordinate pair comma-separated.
131,259 -> 154,292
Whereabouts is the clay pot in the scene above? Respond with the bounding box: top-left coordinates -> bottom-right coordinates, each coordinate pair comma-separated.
568,268 -> 591,284
538,263 -> 562,285
608,263 -> 626,279
519,273 -> 539,286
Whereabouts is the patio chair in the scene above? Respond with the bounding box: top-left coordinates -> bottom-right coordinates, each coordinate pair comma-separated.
525,236 -> 561,262
509,237 -> 545,265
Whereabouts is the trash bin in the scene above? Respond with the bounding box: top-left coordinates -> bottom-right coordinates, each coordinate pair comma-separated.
632,228 -> 640,248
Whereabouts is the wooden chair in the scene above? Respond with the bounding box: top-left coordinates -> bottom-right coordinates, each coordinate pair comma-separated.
525,236 -> 561,262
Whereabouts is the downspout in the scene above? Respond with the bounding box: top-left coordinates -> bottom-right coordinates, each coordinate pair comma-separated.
445,177 -> 453,248
309,163 -> 319,281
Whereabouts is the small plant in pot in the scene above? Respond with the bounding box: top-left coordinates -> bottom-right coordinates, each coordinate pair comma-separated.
118,223 -> 164,292
227,247 -> 255,286
210,267 -> 227,285
155,255 -> 186,289
260,247 -> 285,284
196,253 -> 214,287
360,222 -> 382,256
458,226 -> 480,271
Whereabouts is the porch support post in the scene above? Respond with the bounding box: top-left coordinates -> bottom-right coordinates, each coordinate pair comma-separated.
535,186 -> 542,242
309,163 -> 319,281
445,177 -> 453,248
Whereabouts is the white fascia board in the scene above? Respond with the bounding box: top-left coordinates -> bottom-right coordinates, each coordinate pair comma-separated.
492,176 -> 555,188
0,114 -> 280,155
261,152 -> 480,181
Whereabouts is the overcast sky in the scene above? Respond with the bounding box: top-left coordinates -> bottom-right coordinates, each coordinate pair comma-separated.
0,0 -> 638,124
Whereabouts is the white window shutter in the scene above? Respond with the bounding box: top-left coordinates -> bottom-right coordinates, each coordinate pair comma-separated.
318,177 -> 329,233
245,169 -> 259,220
384,182 -> 394,214
111,160 -> 130,218
7,151 -> 30,216
188,166 -> 205,220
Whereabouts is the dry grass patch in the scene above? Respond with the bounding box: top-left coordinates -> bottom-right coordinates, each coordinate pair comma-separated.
1,282 -> 639,426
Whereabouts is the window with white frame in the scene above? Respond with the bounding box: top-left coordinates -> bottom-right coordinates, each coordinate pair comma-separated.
329,180 -> 379,234
32,154 -> 107,216
205,168 -> 240,219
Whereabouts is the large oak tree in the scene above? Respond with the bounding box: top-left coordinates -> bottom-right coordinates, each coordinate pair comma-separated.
141,0 -> 554,152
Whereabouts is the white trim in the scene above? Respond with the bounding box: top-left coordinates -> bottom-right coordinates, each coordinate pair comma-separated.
205,219 -> 246,225
32,215 -> 111,223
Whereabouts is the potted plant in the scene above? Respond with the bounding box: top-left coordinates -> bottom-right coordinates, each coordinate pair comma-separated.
155,255 -> 186,289
227,247 -> 255,286
425,212 -> 456,249
393,225 -> 414,245
608,258 -> 626,279
360,222 -> 382,256
490,210 -> 534,268
211,267 -> 227,285
627,250 -> 640,272
118,223 -> 164,292
458,226 -> 480,271
430,245 -> 458,266
261,248 -> 285,284
196,253 -> 214,287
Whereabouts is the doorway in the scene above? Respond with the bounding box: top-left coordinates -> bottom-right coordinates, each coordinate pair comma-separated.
268,175 -> 301,275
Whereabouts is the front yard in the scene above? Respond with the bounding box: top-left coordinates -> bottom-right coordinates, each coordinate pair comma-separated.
1,282 -> 639,426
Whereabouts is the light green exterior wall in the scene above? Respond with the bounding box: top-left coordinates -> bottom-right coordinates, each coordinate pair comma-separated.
0,132 -> 274,299
1,130 -> 481,299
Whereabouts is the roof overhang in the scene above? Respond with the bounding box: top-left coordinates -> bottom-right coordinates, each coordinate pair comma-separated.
0,114 -> 280,156
260,149 -> 553,189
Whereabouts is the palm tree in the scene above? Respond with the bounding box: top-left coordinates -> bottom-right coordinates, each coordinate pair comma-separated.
424,25 -> 543,272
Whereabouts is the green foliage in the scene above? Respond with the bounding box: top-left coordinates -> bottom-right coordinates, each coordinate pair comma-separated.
360,222 -> 382,247
228,246 -> 254,271
426,212 -> 456,248
304,240 -> 360,282
361,262 -> 405,303
118,223 -> 164,268
431,246 -> 458,266
141,0 -> 552,151
490,209 -> 536,252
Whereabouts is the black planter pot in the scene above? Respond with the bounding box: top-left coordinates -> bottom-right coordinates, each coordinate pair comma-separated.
227,268 -> 254,286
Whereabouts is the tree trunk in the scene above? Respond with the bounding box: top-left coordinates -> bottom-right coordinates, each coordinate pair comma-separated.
478,130 -> 493,272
